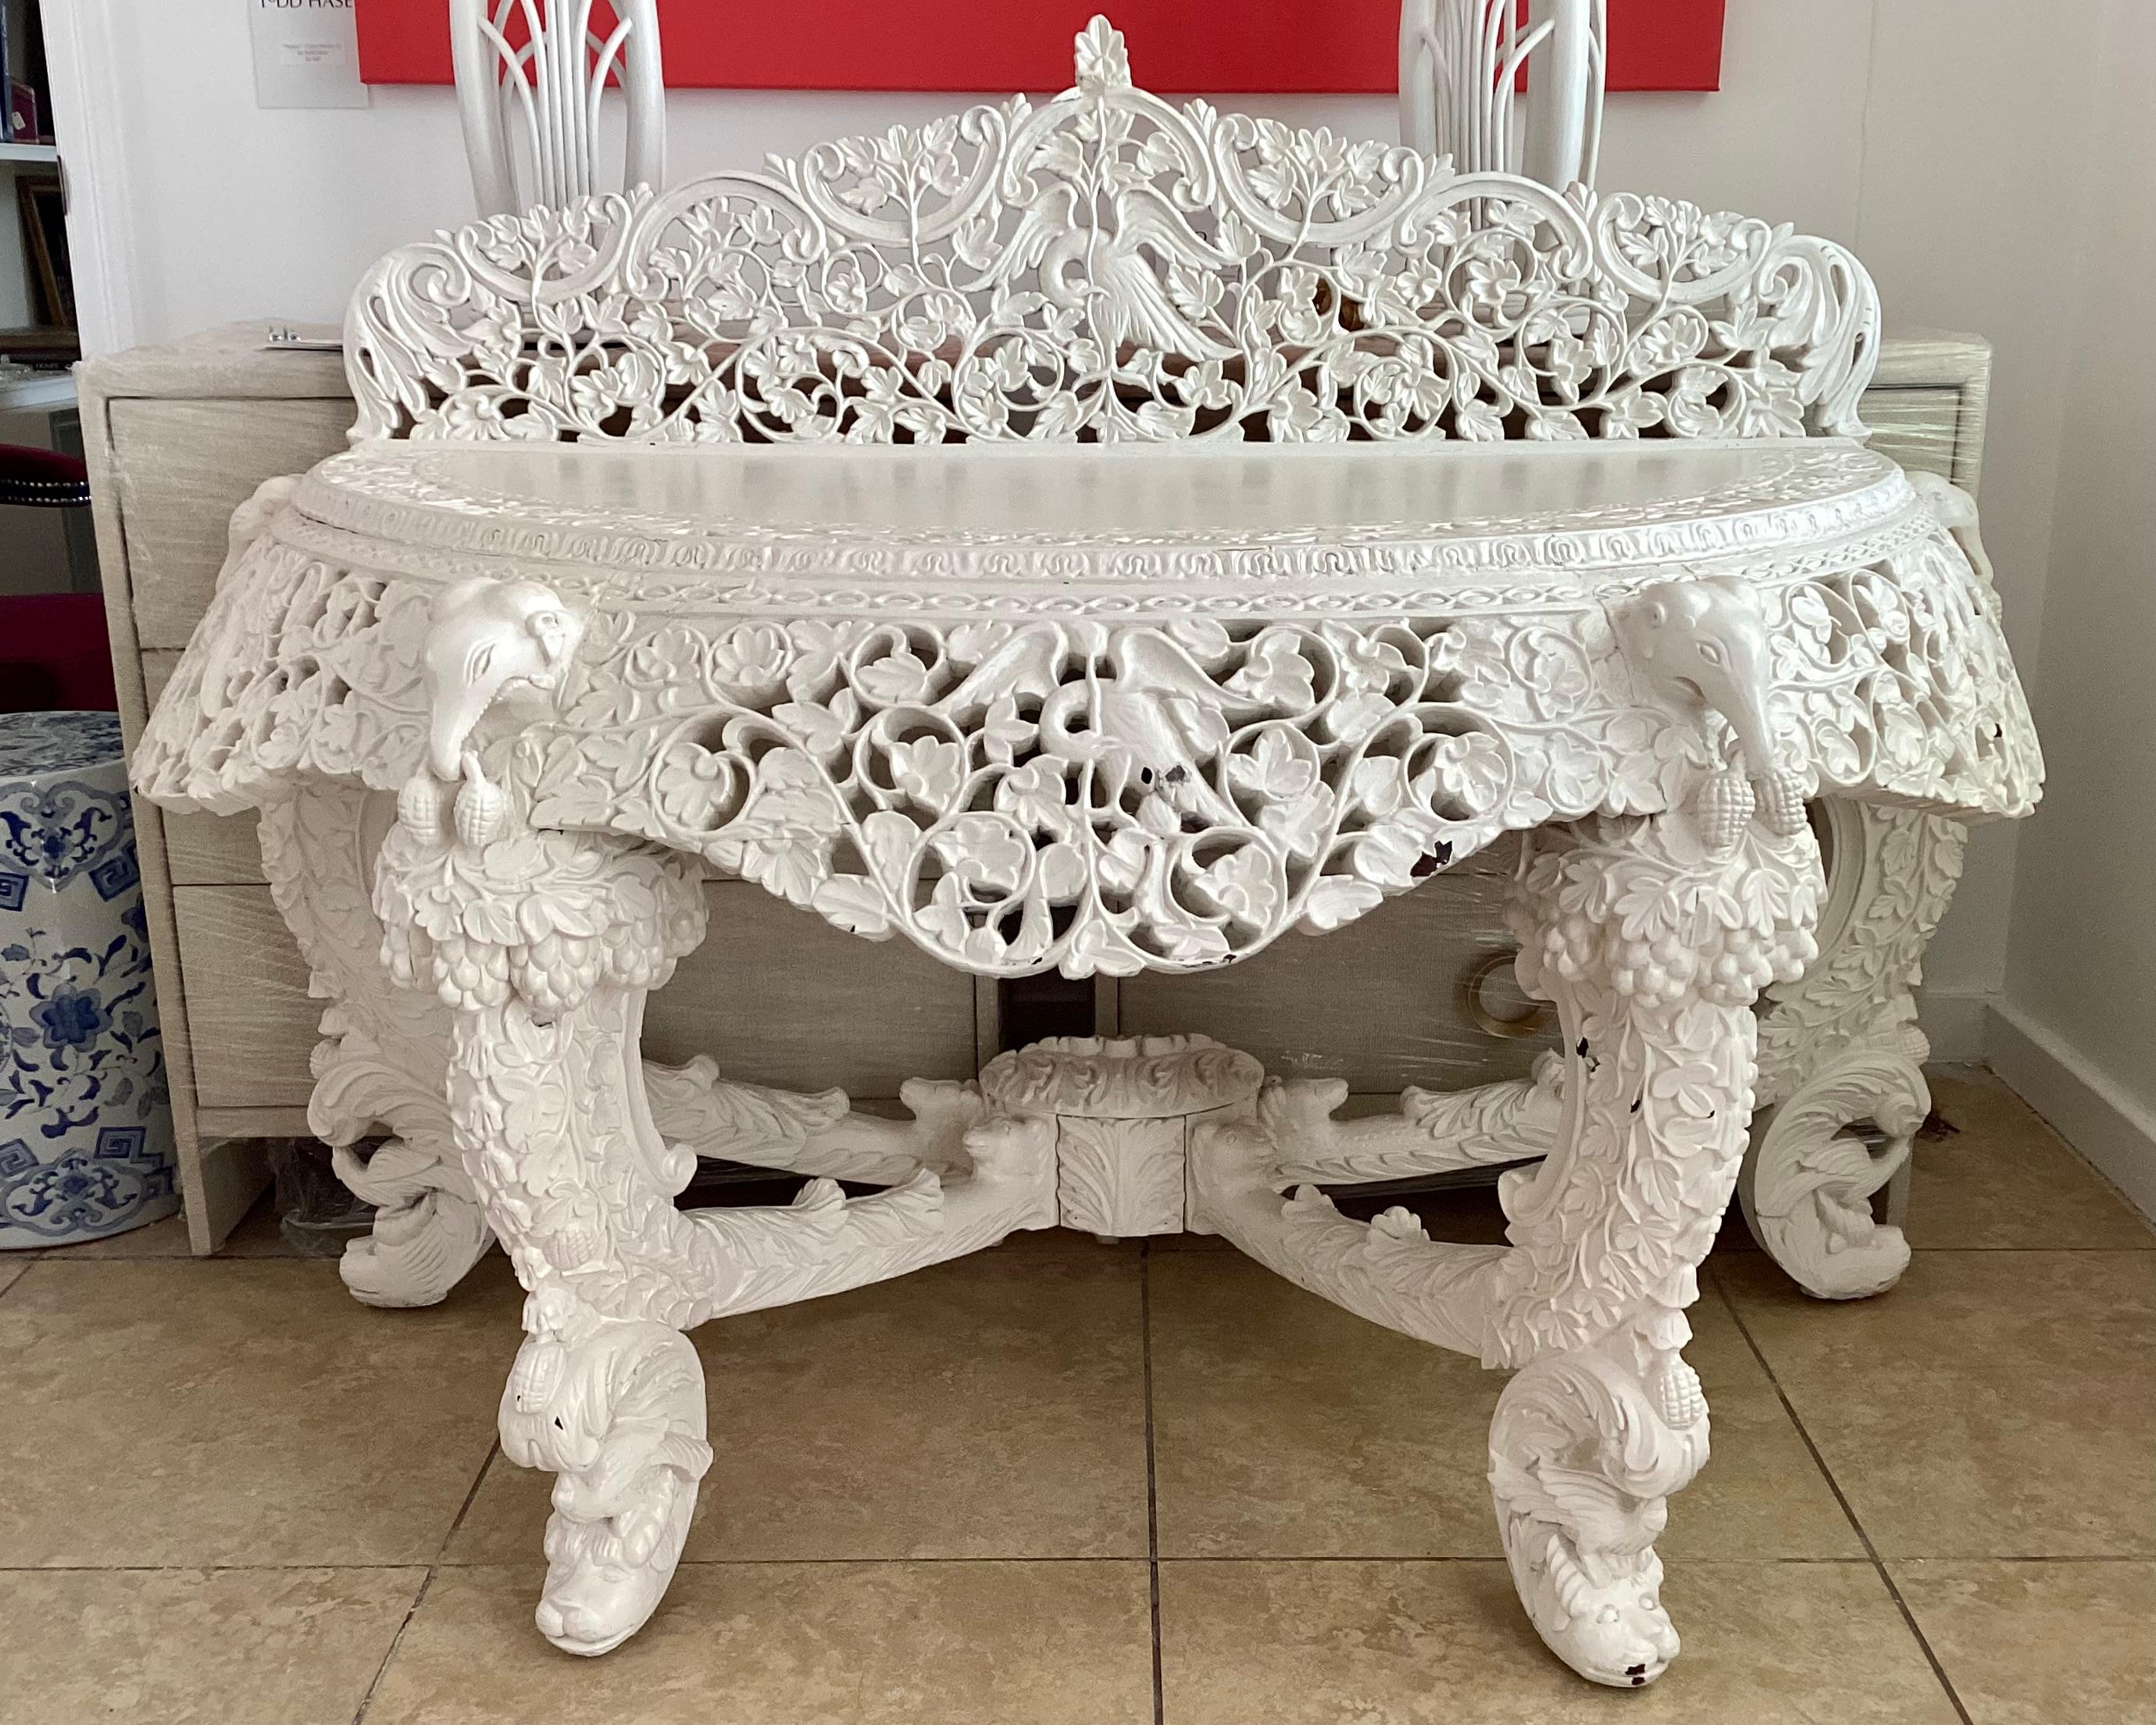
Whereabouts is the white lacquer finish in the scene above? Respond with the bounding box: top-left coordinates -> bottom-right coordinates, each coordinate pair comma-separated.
293,436 -> 1914,599
132,20 -> 2040,1687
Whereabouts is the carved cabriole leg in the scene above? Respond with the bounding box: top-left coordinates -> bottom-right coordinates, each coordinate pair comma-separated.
1744,799 -> 1967,1298
372,765 -> 1054,1658
1189,568 -> 1836,1688
1190,808 -> 1824,1686
1743,477 -> 1994,1301
258,781 -> 493,1309
260,772 -> 1020,1309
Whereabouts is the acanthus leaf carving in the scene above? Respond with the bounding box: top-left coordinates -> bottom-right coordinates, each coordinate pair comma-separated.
1054,1116 -> 1187,1238
1266,1052 -> 1565,1186
980,1033 -> 1262,1117
1488,1317 -> 1704,1688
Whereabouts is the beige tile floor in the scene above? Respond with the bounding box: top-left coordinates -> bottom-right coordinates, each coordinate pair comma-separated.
2,1063 -> 2151,1725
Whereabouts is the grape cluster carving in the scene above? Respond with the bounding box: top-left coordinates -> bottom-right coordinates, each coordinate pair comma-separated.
374,793 -> 705,1016
1515,819 -> 1823,1013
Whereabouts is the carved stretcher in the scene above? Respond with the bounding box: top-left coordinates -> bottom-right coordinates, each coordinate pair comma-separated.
132,21 -> 2040,1687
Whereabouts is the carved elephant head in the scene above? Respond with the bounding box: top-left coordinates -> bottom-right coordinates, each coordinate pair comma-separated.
225,474 -> 302,570
1906,470 -> 1995,588
421,577 -> 585,780
1615,576 -> 1777,779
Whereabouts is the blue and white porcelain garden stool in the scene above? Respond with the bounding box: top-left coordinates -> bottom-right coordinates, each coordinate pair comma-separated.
0,711 -> 177,1247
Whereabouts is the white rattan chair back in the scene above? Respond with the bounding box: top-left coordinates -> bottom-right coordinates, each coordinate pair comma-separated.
451,0 -> 666,216
1398,0 -> 1606,188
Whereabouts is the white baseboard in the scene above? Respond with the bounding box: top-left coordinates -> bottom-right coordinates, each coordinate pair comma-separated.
1915,988 -> 1994,1062
1986,1002 -> 2156,1227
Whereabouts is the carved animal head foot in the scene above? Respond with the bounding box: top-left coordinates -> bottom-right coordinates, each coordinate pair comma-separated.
533,1467 -> 699,1658
1512,1534 -> 1682,1689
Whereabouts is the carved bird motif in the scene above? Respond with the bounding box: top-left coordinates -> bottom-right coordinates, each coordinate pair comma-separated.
998,183 -> 1239,361
1037,634 -> 1243,824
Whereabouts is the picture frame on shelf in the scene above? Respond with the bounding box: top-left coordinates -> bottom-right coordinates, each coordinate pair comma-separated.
16,170 -> 69,329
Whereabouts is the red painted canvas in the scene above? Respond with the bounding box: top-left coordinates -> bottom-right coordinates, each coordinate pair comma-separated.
356,1 -> 1724,95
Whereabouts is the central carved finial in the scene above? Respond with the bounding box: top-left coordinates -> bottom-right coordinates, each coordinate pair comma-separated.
1074,15 -> 1131,91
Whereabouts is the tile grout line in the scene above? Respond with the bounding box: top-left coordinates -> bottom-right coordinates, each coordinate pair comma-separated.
352,1567 -> 434,1725
348,1435 -> 499,1724
1909,1245 -> 2156,1253
1711,1275 -> 1976,1725
33,1552 -> 2143,1574
1140,1241 -> 1164,1725
0,1562 -> 455,1575
439,1438 -> 502,1560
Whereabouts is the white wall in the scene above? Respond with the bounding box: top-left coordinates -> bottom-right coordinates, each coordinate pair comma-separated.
44,0 -> 2115,1055
1993,0 -> 2156,1215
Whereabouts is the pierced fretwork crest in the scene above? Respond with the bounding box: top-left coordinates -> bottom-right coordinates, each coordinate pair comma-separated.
348,16 -> 1879,447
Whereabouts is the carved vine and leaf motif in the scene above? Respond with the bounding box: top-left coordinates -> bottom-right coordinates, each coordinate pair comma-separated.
134,513 -> 2037,980
135,21 -> 2032,984
537,520 -> 2023,976
523,606 -> 1628,977
119,13 -> 2047,1688
349,20 -> 1876,450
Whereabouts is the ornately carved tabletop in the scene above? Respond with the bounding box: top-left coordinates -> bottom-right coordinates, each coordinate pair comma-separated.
132,20 -> 2038,1691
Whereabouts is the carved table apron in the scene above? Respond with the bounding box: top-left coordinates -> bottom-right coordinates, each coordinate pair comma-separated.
134,429 -> 2036,1684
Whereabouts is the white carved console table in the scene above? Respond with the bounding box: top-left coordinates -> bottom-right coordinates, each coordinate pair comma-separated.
132,22 -> 2040,1688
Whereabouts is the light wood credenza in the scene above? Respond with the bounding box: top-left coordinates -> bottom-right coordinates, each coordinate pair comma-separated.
83,323 -> 1994,1252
